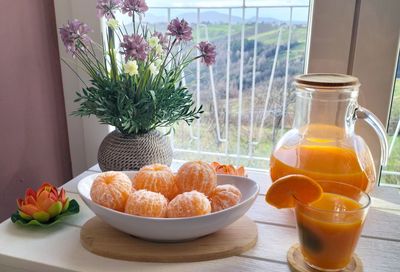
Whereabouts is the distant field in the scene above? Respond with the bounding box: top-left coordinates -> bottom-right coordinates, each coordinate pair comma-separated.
192,23 -> 307,56
176,22 -> 400,185
248,26 -> 307,60
248,26 -> 306,45
381,79 -> 400,185
389,79 -> 400,122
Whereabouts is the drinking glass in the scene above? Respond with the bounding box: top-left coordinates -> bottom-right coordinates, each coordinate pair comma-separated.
294,181 -> 371,271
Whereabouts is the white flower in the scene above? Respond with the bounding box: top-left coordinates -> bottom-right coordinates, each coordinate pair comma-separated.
149,63 -> 159,76
148,36 -> 159,48
155,58 -> 163,67
123,60 -> 138,76
106,18 -> 119,30
155,44 -> 164,55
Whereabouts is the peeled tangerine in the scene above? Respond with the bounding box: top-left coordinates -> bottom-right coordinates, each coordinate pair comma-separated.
209,184 -> 242,212
265,174 -> 323,209
167,191 -> 211,218
134,164 -> 178,200
90,171 -> 133,212
175,161 -> 217,196
125,189 -> 168,218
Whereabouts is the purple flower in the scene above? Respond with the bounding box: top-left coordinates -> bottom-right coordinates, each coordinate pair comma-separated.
153,31 -> 168,47
121,0 -> 148,16
120,34 -> 149,61
197,41 -> 216,66
59,19 -> 92,55
167,18 -> 192,42
96,0 -> 122,19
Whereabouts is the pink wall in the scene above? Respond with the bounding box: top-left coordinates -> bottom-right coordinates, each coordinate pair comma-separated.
0,1 -> 72,221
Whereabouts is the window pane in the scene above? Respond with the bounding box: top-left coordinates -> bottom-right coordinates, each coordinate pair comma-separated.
381,53 -> 400,186
169,2 -> 311,169
113,1 -> 311,169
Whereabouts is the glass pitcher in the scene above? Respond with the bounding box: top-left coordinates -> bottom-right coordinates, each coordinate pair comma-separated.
270,73 -> 388,192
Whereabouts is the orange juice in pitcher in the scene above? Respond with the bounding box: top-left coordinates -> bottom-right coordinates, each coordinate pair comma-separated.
270,74 -> 388,192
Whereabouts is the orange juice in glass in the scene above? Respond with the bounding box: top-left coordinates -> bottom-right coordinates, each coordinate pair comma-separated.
295,181 -> 370,271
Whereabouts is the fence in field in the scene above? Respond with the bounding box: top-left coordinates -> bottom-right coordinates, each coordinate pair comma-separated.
143,3 -> 309,167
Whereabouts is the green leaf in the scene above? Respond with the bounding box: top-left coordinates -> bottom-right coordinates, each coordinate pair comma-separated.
69,60 -> 204,134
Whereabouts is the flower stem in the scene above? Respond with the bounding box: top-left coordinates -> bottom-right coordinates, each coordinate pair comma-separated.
107,27 -> 119,81
132,13 -> 136,35
61,58 -> 88,87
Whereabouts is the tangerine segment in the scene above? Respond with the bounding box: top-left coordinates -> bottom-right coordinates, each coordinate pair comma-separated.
236,166 -> 246,177
134,164 -> 177,200
175,161 -> 217,196
211,162 -> 247,177
90,171 -> 133,212
209,184 -> 242,212
265,174 -> 323,209
167,191 -> 211,218
124,189 -> 168,218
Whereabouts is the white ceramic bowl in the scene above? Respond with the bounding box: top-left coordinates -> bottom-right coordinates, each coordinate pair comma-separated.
78,172 -> 259,242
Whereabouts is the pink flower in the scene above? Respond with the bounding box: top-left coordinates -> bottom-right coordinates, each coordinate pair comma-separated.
121,0 -> 148,16
167,18 -> 192,42
96,0 -> 122,19
59,19 -> 92,55
197,41 -> 216,66
120,34 -> 149,61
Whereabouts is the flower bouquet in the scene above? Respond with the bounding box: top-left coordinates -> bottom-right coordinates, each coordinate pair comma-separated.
59,0 -> 216,170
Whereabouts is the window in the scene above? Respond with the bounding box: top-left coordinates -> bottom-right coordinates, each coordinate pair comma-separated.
117,0 -> 311,169
381,54 -> 400,186
56,0 -> 400,184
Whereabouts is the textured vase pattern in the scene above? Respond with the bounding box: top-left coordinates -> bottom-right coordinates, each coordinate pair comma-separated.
98,130 -> 173,171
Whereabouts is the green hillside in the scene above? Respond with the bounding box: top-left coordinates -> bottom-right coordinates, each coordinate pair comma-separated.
389,79 -> 400,120
382,79 -> 400,185
248,27 -> 306,45
177,22 -> 400,185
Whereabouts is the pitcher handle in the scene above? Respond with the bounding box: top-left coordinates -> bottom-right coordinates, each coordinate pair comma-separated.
355,106 -> 388,166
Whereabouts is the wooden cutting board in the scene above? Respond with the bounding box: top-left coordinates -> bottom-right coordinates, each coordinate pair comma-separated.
80,216 -> 258,263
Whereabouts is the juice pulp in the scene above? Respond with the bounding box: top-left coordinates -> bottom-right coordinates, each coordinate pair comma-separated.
270,145 -> 375,192
295,193 -> 364,270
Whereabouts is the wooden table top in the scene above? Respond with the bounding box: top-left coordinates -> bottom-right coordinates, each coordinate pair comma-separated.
0,163 -> 399,272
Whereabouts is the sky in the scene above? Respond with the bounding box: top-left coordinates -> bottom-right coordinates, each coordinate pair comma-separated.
145,0 -> 309,8
140,0 -> 310,22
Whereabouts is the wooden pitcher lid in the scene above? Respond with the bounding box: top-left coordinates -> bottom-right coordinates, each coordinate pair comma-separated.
295,73 -> 360,88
